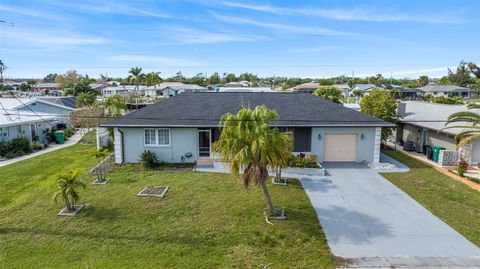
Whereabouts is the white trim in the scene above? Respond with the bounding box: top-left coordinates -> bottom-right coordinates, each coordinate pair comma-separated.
143,128 -> 171,147
14,99 -> 76,111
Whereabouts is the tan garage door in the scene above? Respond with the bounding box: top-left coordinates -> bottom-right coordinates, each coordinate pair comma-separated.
324,134 -> 357,162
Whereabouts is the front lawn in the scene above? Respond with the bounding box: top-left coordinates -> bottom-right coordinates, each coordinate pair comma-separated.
0,144 -> 334,268
382,150 -> 480,247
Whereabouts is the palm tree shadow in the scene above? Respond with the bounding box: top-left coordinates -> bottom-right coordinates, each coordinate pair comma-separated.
315,205 -> 393,245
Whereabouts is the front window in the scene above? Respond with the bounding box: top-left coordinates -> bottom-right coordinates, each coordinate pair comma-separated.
144,128 -> 170,146
0,127 -> 9,140
144,129 -> 157,145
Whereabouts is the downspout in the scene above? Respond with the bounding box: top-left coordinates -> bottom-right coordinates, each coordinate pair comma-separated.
118,128 -> 125,165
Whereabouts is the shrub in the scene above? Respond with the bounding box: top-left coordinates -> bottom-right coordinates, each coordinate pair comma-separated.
9,137 -> 32,154
0,141 -> 8,156
32,141 -> 44,151
305,154 -> 318,167
287,154 -> 308,168
5,152 -> 14,159
64,127 -> 75,138
15,150 -> 25,157
139,150 -> 158,169
457,157 -> 469,177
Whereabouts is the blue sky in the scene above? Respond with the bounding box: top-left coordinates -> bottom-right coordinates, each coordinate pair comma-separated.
0,0 -> 479,79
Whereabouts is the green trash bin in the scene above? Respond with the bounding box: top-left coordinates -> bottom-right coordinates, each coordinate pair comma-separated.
54,130 -> 65,144
432,146 -> 446,162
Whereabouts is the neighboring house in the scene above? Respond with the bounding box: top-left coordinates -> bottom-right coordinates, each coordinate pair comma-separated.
384,85 -> 423,99
102,86 -> 140,97
332,84 -> 351,97
418,84 -> 475,98
101,92 -> 393,165
0,109 -> 58,144
158,82 -> 207,98
396,101 -> 480,165
289,82 -> 319,93
89,83 -> 107,94
351,84 -> 377,94
214,87 -> 275,93
31,83 -> 62,92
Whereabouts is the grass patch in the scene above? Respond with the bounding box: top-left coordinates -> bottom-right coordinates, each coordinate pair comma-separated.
382,150 -> 480,247
0,144 -> 334,268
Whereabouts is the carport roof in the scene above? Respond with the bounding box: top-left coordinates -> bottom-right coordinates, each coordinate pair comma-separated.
102,92 -> 394,128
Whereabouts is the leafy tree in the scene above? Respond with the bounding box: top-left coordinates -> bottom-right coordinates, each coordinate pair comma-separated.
318,79 -> 334,85
443,103 -> 480,149
55,70 -> 82,85
172,71 -> 186,82
417,75 -> 429,87
76,92 -> 96,107
224,73 -> 237,83
187,73 -> 207,86
208,72 -> 221,84
239,72 -> 259,86
19,83 -> 31,92
213,106 -> 293,214
313,86 -> 342,103
44,73 -> 57,82
368,74 -> 384,84
360,89 -> 397,142
446,61 -> 474,87
467,62 -> 480,79
145,72 -> 162,89
25,79 -> 37,85
64,79 -> 95,96
52,168 -> 86,212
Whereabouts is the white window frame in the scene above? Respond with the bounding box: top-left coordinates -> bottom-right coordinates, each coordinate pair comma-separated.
0,127 -> 9,139
157,128 -> 171,146
143,128 -> 170,147
144,128 -> 157,146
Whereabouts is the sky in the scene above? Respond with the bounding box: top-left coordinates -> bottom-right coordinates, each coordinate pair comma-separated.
0,0 -> 479,79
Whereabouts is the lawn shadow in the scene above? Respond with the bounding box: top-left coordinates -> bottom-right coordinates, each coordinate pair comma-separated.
315,205 -> 393,245
82,205 -> 121,221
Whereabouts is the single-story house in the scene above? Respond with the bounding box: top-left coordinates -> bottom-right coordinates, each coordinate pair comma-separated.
396,101 -> 480,165
418,84 -> 475,98
214,87 -> 275,93
351,84 -> 377,94
31,83 -> 62,92
101,92 -> 393,165
289,82 -> 319,93
0,110 -> 59,144
384,85 -> 423,99
0,97 -> 77,123
158,82 -> 207,98
332,84 -> 351,97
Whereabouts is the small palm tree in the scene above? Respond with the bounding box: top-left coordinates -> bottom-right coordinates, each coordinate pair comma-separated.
52,169 -> 86,212
443,103 -> 480,148
213,106 -> 293,213
76,91 -> 96,107
313,86 -> 342,103
93,149 -> 109,182
128,66 -> 145,92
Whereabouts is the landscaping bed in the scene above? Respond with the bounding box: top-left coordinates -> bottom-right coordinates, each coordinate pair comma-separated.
0,144 -> 335,268
381,150 -> 480,247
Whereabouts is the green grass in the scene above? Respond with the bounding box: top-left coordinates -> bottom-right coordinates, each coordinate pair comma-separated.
0,144 -> 334,268
382,150 -> 480,247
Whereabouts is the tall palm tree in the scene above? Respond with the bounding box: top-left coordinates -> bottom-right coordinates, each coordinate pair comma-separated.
443,103 -> 480,148
52,168 -> 86,212
313,86 -> 342,103
128,66 -> 145,92
76,91 -> 96,107
213,106 -> 293,213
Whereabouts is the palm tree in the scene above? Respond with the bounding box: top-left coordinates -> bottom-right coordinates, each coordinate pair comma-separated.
76,91 -> 96,107
103,95 -> 126,117
145,72 -> 162,89
213,106 -> 293,213
93,149 -> 109,183
128,67 -> 145,92
443,103 -> 480,148
313,86 -> 342,103
52,168 -> 86,212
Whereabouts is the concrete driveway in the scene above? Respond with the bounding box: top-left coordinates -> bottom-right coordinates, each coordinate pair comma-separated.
300,161 -> 480,268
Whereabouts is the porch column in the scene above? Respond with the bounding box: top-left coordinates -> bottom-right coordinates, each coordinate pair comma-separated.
114,128 -> 123,164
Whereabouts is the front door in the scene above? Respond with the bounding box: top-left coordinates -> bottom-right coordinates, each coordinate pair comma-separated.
198,130 -> 211,158
30,124 -> 37,141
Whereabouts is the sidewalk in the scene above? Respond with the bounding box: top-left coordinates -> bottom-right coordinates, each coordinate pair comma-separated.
0,131 -> 84,167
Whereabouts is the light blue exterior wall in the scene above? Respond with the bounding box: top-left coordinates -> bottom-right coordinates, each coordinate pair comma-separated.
0,121 -> 52,143
17,101 -> 72,115
311,127 -> 377,163
120,127 -> 199,163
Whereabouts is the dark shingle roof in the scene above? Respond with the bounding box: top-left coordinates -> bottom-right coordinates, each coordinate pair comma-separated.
38,97 -> 77,109
102,92 -> 393,127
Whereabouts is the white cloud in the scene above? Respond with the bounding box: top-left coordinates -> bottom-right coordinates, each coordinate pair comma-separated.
210,12 -> 367,38
357,66 -> 456,78
164,27 -> 269,44
109,55 -> 198,67
289,46 -> 347,53
221,2 -> 465,24
44,1 -> 170,18
0,4 -> 64,20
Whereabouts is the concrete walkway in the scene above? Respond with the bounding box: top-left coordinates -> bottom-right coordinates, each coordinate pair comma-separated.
0,131 -> 83,167
301,160 -> 480,268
